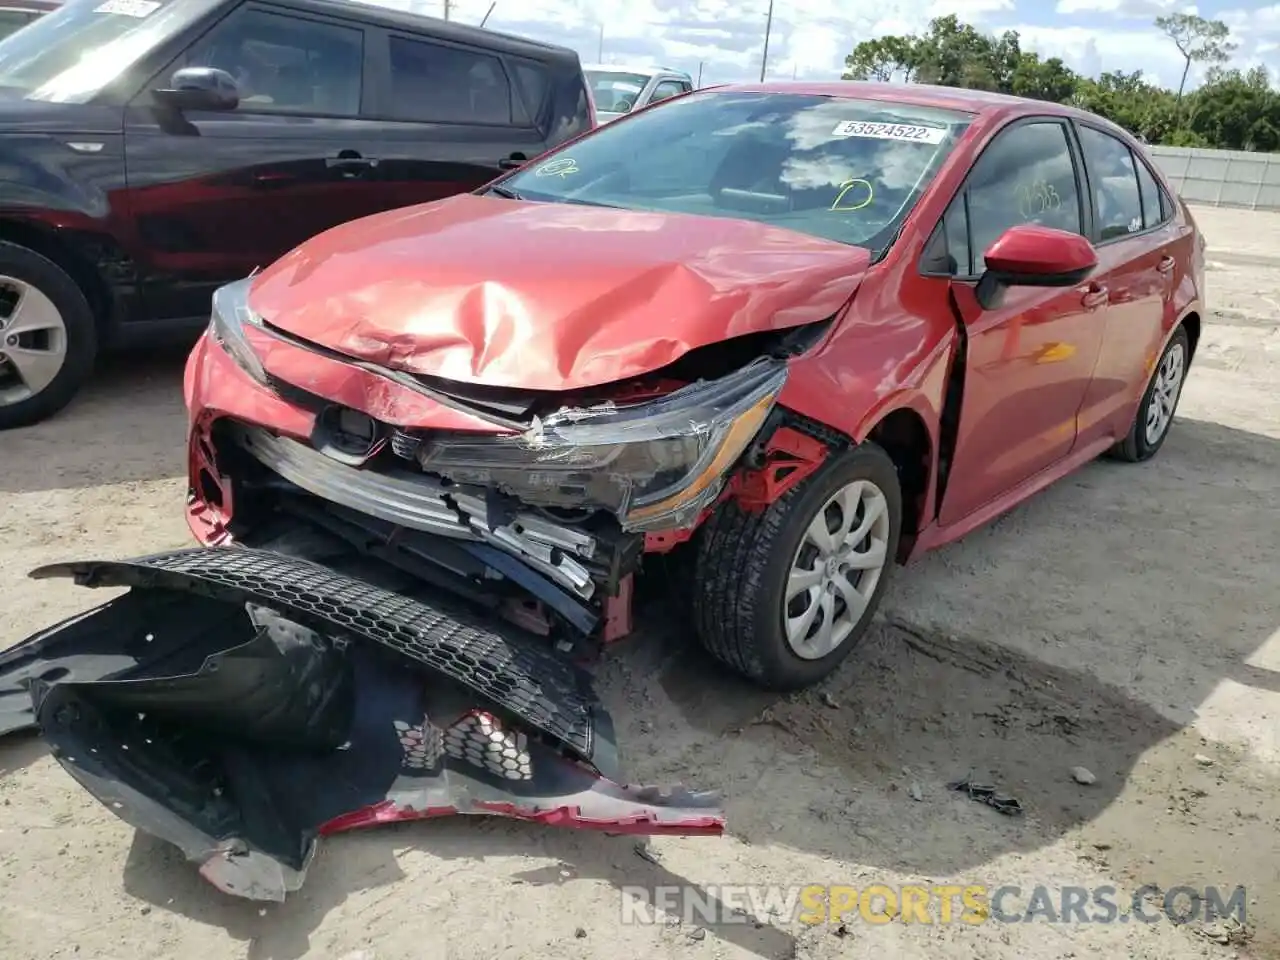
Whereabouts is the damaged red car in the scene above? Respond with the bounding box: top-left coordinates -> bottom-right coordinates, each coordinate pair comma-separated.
0,82 -> 1203,898
187,81 -> 1203,684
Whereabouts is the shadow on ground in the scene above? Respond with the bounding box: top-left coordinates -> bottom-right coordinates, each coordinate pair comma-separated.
4,406 -> 1278,958
0,345 -> 190,494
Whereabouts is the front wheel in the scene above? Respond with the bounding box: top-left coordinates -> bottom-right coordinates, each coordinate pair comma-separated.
693,442 -> 902,690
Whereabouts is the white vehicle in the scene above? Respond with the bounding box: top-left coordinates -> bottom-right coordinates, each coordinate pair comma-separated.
583,64 -> 693,123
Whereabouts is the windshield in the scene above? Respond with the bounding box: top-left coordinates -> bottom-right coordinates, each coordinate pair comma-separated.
501,91 -> 972,253
0,0 -> 213,103
584,69 -> 649,114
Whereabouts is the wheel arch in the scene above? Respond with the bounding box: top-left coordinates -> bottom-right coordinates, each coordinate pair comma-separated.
1179,309 -> 1201,363
0,219 -> 114,329
862,404 -> 934,561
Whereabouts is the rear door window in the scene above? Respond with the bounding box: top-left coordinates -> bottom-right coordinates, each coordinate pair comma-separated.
387,35 -> 513,125
1076,125 -> 1144,240
1134,154 -> 1170,229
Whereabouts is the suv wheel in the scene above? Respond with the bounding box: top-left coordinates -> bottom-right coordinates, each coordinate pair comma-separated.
0,241 -> 97,430
692,443 -> 903,690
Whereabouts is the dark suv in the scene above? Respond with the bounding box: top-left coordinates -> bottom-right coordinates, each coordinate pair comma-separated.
0,0 -> 592,429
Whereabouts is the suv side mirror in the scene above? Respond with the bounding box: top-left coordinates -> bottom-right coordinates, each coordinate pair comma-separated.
153,67 -> 240,112
975,224 -> 1097,310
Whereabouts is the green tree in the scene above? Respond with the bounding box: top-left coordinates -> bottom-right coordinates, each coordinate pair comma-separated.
1155,13 -> 1236,102
841,35 -> 922,82
837,14 -> 1280,152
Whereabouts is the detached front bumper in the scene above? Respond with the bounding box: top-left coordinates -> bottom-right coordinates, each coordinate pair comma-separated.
0,548 -> 724,901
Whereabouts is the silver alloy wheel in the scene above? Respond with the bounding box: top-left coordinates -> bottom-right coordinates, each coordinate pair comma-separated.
784,479 -> 892,660
1144,340 -> 1186,446
0,275 -> 68,407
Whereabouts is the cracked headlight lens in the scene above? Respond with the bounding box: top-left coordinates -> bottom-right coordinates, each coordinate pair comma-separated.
208,276 -> 268,385
417,360 -> 788,531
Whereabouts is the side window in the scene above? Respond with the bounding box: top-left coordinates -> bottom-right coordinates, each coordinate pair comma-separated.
388,36 -> 512,125
965,121 -> 1082,274
649,80 -> 685,104
1134,156 -> 1168,229
941,194 -> 972,275
510,60 -> 549,123
183,9 -> 363,117
1077,125 -> 1144,240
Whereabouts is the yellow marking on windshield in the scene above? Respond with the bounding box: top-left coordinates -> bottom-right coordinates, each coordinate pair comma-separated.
830,178 -> 873,212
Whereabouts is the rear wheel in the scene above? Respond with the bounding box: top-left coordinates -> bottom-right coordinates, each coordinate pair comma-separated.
0,241 -> 97,430
693,443 -> 902,690
1108,324 -> 1189,463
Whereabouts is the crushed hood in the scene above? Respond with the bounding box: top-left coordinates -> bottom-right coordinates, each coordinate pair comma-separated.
248,194 -> 870,391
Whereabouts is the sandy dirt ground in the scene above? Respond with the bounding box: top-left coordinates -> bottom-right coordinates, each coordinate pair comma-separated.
0,205 -> 1277,960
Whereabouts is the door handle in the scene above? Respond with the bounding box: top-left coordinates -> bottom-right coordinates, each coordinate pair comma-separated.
1157,255 -> 1176,274
1081,285 -> 1109,309
326,150 -> 379,174
498,153 -> 527,170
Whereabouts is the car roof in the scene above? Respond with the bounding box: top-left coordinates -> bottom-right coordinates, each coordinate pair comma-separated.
305,0 -> 580,64
582,63 -> 689,79
711,80 -> 1085,120
0,0 -> 60,10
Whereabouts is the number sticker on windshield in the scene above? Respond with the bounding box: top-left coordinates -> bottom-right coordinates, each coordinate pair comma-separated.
93,0 -> 161,16
830,121 -> 947,144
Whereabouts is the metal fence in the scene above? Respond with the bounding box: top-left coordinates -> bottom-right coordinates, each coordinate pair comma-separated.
1147,145 -> 1280,212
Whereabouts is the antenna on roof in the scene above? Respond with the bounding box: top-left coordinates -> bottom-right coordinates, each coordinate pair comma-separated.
480,0 -> 495,25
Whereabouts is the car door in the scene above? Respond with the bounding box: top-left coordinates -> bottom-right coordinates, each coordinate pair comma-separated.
361,30 -> 550,209
122,2 -> 388,323
931,117 -> 1109,528
1071,122 -> 1180,446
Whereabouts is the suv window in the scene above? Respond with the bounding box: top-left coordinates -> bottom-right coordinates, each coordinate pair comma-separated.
1133,153 -> 1169,229
388,36 -> 512,125
184,9 -> 363,116
1077,125 -> 1144,240
649,79 -> 686,103
0,9 -> 37,39
950,120 -> 1083,275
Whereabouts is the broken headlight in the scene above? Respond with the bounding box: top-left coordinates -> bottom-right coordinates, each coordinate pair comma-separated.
208,276 -> 268,385
417,360 -> 788,532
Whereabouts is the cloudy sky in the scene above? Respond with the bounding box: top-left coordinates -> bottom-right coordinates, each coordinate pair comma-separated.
369,0 -> 1279,92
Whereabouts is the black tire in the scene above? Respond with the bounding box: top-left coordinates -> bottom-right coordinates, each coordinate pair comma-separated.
1107,324 -> 1190,463
692,442 -> 903,690
0,241 -> 97,431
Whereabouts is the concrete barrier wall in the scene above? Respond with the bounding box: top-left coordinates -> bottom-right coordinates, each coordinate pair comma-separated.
1148,145 -> 1280,212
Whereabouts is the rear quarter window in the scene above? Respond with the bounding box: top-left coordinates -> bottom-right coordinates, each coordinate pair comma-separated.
509,59 -> 549,126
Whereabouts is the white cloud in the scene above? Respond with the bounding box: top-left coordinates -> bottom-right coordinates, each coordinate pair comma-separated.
370,0 -> 1269,91
1054,0 -> 1186,17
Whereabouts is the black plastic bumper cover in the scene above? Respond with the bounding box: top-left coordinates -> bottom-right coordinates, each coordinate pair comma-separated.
0,548 -> 723,901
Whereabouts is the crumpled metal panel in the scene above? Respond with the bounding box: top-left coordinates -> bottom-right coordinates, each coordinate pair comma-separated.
29,547 -> 610,774
248,193 -> 870,392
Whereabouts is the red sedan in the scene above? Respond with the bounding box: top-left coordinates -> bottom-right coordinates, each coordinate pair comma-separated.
184,81 -> 1204,692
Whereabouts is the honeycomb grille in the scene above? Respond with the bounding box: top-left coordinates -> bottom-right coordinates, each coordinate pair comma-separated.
49,549 -> 599,764
443,711 -> 532,781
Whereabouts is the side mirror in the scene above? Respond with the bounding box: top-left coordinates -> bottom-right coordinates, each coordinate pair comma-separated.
975,224 -> 1098,310
153,67 -> 240,112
